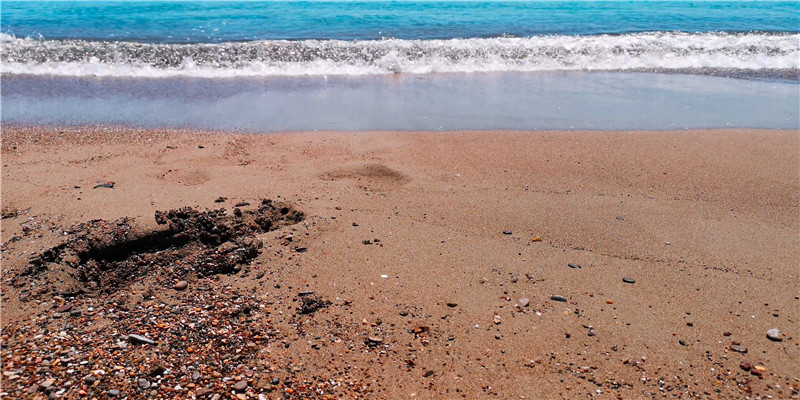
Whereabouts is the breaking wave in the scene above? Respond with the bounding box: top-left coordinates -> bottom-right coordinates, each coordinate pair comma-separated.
1,32 -> 798,78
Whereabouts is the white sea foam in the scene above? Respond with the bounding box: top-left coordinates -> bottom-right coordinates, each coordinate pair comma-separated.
1,32 -> 798,78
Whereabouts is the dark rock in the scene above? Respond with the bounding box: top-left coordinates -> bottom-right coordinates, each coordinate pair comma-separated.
298,291 -> 315,297
550,295 -> 567,302
272,378 -> 280,385
740,362 -> 752,371
424,370 -> 435,378
567,263 -> 582,269
622,277 -> 636,284
214,197 -> 227,203
446,302 -> 458,308
502,230 -> 512,235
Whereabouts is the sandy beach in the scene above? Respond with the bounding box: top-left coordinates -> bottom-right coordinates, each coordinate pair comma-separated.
1,126 -> 798,399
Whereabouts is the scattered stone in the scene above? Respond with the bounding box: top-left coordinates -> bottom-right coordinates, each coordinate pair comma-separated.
493,315 -> 502,324
298,291 -> 315,296
362,240 -> 372,245
108,389 -> 120,397
730,344 -> 748,353
446,302 -> 458,308
550,295 -> 567,302
70,310 -> 82,317
423,370 -> 435,378
366,337 -> 383,346
173,280 -> 188,290
56,304 -> 72,313
567,263 -> 582,269
502,230 -> 512,235
196,388 -> 213,397
766,328 -> 782,342
128,334 -> 155,345
622,277 -> 636,284
723,331 -> 732,337
740,362 -> 752,371
214,197 -> 227,203
41,379 -> 55,389
233,380 -> 248,392
679,340 -> 687,346
138,378 -> 151,390
518,298 -> 530,307
751,367 -> 763,376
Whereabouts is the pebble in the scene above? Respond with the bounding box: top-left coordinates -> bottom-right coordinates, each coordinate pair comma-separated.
128,334 -> 155,345
502,230 -> 512,235
730,344 -> 748,353
550,295 -> 567,302
138,378 -> 151,390
740,362 -> 752,371
622,277 -> 636,284
446,302 -> 458,308
298,291 -> 315,296
423,370 -> 435,377
108,389 -> 120,396
567,263 -> 582,269
56,304 -> 72,313
766,328 -> 782,342
233,380 -> 248,392
173,280 -> 188,290
518,298 -> 530,307
366,337 -> 383,345
493,315 -> 502,324
196,388 -> 213,397
41,379 -> 55,388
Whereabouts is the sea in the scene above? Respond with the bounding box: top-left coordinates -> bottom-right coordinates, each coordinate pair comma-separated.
1,1 -> 798,131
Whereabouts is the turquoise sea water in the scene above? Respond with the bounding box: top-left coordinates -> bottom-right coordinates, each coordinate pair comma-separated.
1,1 -> 798,131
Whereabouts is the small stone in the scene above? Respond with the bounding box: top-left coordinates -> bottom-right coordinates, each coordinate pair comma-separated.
138,378 -> 151,390
298,291 -> 315,296
730,344 -> 748,353
567,263 -> 582,269
679,340 -> 687,346
366,337 -> 383,345
84,376 -> 97,385
723,331 -> 732,337
233,380 -> 248,392
622,277 -> 636,284
550,295 -> 567,302
196,388 -> 213,397
128,334 -> 155,345
766,328 -> 782,342
493,315 -> 502,324
502,230 -> 512,235
740,362 -> 752,371
41,379 -> 55,388
70,310 -> 82,317
192,371 -> 202,381
750,368 -> 763,376
56,304 -> 72,313
271,378 -> 280,385
108,389 -> 120,397
173,281 -> 188,290
518,298 -> 530,307
446,302 -> 458,308
423,370 -> 435,378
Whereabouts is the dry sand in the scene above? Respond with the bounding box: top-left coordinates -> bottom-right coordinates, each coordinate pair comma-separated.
1,126 -> 798,399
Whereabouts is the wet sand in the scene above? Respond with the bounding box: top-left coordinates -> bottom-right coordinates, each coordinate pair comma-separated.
1,126 -> 798,399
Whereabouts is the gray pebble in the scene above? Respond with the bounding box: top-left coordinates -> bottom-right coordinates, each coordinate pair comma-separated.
622,277 -> 636,284
568,263 -> 582,269
518,298 -> 530,307
233,380 -> 248,392
766,328 -> 782,342
550,295 -> 567,302
137,378 -> 151,390
128,334 -> 155,345
108,389 -> 120,397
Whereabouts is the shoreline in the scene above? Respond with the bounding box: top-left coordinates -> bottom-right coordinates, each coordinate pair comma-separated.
2,126 -> 798,398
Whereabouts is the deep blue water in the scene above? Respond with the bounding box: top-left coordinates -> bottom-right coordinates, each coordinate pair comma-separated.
2,1 -> 798,43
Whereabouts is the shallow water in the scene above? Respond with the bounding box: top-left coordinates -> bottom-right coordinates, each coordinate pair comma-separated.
3,72 -> 797,131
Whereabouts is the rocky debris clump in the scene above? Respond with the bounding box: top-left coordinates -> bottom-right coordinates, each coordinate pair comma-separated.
18,199 -> 304,296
